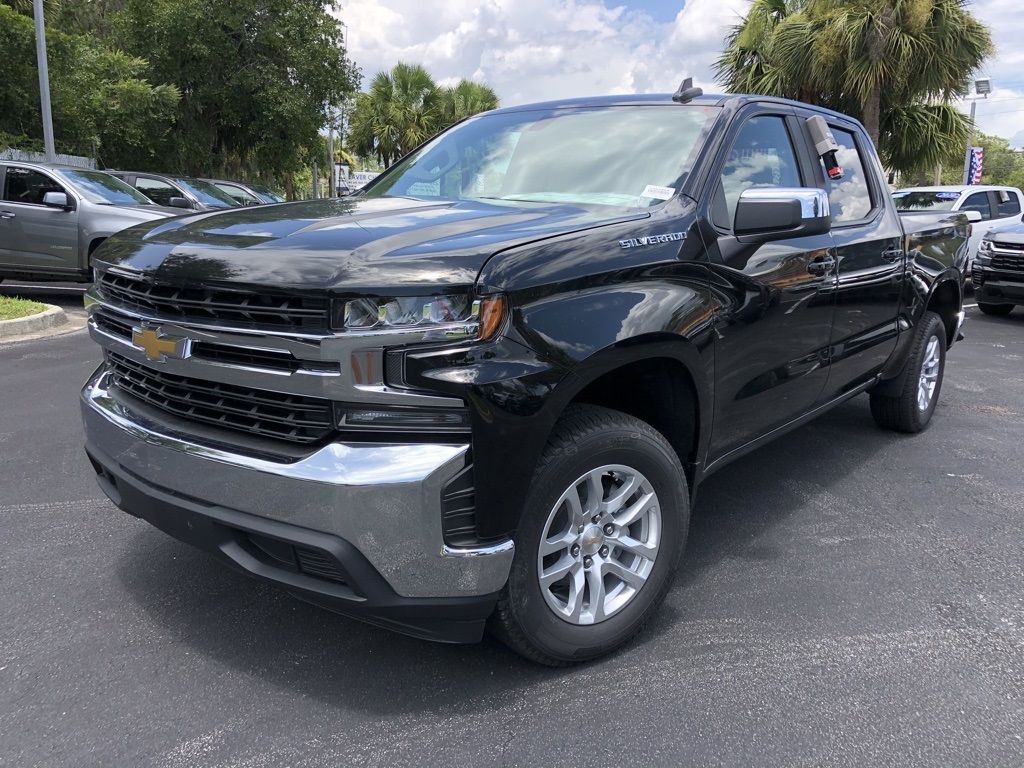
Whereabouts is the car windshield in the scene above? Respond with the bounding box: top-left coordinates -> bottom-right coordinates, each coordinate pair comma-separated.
173,177 -> 242,207
363,104 -> 722,210
57,169 -> 154,206
247,183 -> 285,203
892,190 -> 961,212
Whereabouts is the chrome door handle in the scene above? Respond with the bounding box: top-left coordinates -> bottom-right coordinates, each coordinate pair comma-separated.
807,256 -> 835,276
881,247 -> 904,262
0,211 -> 15,219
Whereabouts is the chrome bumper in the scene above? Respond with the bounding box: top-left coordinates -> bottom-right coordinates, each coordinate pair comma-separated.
80,366 -> 513,599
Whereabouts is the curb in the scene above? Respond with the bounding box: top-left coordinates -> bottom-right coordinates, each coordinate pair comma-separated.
0,304 -> 68,339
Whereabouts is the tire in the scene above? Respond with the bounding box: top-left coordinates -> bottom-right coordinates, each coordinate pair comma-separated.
869,311 -> 946,433
489,404 -> 689,666
977,302 -> 1014,317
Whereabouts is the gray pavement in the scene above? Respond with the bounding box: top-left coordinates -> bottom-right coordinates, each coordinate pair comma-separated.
1,306 -> 1023,767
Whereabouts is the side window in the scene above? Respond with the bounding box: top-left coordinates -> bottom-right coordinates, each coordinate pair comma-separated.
2,166 -> 66,205
134,177 -> 179,207
717,116 -> 802,228
215,183 -> 259,205
959,191 -> 992,220
823,129 -> 872,223
996,191 -> 1021,218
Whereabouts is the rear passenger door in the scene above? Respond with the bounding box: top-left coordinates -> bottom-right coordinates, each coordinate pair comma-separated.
799,117 -> 905,402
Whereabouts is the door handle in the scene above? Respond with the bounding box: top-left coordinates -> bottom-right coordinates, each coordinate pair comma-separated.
882,247 -> 904,263
0,211 -> 14,219
807,256 -> 835,276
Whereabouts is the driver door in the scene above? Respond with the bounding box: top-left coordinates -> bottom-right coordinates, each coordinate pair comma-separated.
0,165 -> 80,271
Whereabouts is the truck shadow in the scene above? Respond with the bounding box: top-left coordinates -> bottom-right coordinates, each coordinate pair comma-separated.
113,393 -> 906,716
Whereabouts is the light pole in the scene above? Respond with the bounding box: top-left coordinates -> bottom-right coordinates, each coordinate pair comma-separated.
33,0 -> 56,162
962,77 -> 992,185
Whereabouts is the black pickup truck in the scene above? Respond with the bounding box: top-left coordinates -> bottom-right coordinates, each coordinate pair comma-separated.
81,88 -> 969,665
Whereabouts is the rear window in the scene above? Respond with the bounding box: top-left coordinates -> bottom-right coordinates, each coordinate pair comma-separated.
891,191 -> 960,212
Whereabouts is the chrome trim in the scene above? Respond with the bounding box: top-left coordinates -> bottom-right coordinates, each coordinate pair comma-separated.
84,368 -> 462,485
738,187 -> 831,219
87,303 -> 463,407
442,541 -> 515,558
82,365 -> 514,597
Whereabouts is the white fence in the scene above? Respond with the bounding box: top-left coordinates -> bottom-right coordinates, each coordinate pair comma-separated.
0,148 -> 96,169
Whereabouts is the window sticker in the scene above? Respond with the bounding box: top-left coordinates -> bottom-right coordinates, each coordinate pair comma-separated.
640,184 -> 675,200
936,192 -> 961,199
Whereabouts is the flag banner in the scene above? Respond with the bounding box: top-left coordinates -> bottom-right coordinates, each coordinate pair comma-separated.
968,147 -> 984,185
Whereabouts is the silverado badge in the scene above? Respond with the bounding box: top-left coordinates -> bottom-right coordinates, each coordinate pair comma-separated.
131,325 -> 190,362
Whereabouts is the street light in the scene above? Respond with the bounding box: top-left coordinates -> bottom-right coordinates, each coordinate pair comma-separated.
962,78 -> 992,184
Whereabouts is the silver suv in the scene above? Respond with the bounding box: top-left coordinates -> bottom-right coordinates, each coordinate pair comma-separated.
0,162 -> 178,283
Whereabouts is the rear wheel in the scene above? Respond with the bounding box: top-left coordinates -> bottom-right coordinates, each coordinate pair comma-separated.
490,404 -> 689,666
869,311 -> 946,433
977,302 -> 1014,317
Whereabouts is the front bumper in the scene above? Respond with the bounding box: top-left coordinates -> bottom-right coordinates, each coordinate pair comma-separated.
81,366 -> 515,643
973,275 -> 1024,306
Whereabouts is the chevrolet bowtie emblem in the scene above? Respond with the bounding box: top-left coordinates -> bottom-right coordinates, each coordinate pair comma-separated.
131,325 -> 189,361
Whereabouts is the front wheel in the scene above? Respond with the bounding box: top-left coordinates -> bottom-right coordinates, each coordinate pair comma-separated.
977,302 -> 1014,317
490,404 -> 689,666
869,311 -> 946,433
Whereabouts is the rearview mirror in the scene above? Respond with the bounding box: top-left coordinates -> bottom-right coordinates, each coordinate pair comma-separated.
42,191 -> 70,209
734,187 -> 831,242
169,197 -> 191,209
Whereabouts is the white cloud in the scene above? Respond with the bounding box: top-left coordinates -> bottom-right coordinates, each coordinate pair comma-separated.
340,0 -> 1024,144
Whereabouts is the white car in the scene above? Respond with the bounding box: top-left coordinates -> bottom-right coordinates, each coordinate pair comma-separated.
893,185 -> 1024,270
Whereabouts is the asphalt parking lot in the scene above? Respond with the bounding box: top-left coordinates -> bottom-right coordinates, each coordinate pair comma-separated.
2,297 -> 1022,767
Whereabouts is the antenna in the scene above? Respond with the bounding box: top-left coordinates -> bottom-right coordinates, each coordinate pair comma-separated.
672,77 -> 703,104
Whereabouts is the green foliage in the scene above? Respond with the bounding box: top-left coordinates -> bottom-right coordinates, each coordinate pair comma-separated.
715,0 -> 993,176
0,4 -> 179,165
113,0 -> 359,178
936,131 -> 1024,186
350,62 -> 499,167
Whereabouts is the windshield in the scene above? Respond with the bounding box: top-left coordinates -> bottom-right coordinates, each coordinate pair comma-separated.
58,169 -> 154,206
247,183 -> 285,203
364,104 -> 722,209
173,178 -> 242,207
892,190 -> 960,212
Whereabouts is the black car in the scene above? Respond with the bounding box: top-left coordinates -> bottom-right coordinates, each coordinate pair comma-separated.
105,171 -> 241,212
82,89 -> 970,665
973,226 -> 1024,315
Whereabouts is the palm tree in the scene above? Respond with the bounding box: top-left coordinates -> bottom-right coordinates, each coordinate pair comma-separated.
715,0 -> 993,176
349,62 -> 441,167
349,65 -> 501,168
438,80 -> 500,126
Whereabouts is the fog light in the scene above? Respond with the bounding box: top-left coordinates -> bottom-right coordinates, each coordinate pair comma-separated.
335,404 -> 471,432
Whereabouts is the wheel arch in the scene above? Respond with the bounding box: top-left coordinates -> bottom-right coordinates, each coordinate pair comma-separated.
926,274 -> 963,348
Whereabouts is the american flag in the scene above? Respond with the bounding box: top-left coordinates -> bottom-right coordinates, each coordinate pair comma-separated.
968,147 -> 984,185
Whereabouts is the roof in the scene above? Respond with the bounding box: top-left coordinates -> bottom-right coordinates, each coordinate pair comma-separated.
0,160 -> 94,171
896,185 -> 1020,193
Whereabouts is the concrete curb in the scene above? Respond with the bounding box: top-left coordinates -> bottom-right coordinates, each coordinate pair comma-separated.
0,304 -> 68,339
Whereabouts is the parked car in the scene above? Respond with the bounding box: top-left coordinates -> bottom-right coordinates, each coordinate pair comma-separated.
106,171 -> 241,212
892,185 -> 1024,270
0,161 -> 178,283
198,178 -> 286,206
82,88 -> 969,665
972,223 -> 1024,316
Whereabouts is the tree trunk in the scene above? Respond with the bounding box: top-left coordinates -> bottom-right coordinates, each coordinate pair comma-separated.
286,171 -> 294,201
862,79 -> 882,149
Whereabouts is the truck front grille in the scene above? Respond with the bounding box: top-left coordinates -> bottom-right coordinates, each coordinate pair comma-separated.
107,351 -> 334,444
989,251 -> 1024,272
98,271 -> 329,332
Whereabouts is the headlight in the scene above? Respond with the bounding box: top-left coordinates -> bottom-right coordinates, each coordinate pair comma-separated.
336,293 -> 506,341
978,239 -> 993,253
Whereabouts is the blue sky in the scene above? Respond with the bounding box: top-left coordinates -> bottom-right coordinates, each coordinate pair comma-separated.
341,1 -> 1024,146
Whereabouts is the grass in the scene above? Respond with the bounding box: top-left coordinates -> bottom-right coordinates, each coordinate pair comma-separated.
0,295 -> 48,321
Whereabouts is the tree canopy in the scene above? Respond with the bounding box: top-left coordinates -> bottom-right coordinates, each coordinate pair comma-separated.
349,62 -> 499,167
715,0 -> 994,176
1,0 -> 360,183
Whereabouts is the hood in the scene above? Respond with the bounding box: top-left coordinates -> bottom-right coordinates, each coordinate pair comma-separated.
95,197 -> 648,293
90,202 -> 179,221
986,223 -> 1024,245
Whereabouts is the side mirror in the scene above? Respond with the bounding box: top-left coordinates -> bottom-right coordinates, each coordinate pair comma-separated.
962,210 -> 982,223
43,191 -> 71,210
244,199 -> 261,206
734,187 -> 831,242
169,196 -> 191,209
